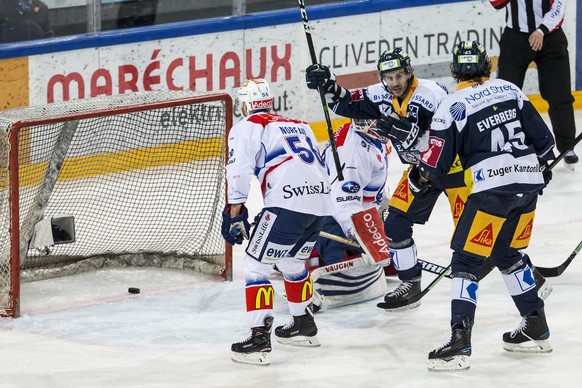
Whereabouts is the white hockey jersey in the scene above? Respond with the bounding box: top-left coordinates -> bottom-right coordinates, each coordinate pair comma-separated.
227,112 -> 332,216
323,122 -> 391,236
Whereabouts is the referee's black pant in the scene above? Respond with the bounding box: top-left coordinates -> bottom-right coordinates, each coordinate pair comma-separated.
497,27 -> 576,154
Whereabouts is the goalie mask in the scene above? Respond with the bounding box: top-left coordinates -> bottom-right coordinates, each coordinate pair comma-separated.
353,118 -> 387,144
450,40 -> 491,82
236,78 -> 273,117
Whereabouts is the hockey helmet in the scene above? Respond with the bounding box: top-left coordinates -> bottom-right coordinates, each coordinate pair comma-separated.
377,48 -> 413,76
353,118 -> 387,143
450,40 -> 491,81
236,78 -> 273,117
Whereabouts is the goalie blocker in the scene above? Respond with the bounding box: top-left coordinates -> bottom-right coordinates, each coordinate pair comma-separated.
350,208 -> 391,267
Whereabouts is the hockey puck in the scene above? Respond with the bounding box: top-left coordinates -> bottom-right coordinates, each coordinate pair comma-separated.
128,287 -> 140,294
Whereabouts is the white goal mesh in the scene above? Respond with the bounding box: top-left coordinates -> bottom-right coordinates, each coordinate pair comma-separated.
0,91 -> 233,317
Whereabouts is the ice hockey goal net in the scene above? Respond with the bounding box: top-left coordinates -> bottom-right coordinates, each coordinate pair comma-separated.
0,91 -> 233,317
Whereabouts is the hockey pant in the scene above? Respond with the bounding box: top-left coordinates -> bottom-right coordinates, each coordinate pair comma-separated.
385,168 -> 470,281
449,192 -> 544,326
242,207 -> 323,328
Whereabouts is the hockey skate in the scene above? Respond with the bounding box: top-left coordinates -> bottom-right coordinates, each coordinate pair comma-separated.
275,304 -> 320,347
379,277 -> 421,311
503,308 -> 552,353
563,150 -> 578,170
428,318 -> 472,372
533,267 -> 553,301
231,316 -> 274,366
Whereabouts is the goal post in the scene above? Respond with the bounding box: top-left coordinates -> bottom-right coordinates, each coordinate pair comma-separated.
0,91 -> 233,318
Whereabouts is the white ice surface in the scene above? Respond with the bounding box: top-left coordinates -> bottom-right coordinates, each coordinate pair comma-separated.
1,112 -> 582,387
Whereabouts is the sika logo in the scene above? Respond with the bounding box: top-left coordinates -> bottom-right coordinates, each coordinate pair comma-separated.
470,224 -> 494,247
453,195 -> 465,220
516,219 -> 533,240
393,179 -> 409,202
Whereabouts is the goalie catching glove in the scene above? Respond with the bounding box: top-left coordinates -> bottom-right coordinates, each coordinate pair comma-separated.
377,113 -> 420,150
350,208 -> 391,267
305,64 -> 347,103
221,204 -> 251,245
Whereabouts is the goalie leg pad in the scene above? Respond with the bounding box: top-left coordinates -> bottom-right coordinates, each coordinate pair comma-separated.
315,262 -> 387,309
350,208 -> 391,266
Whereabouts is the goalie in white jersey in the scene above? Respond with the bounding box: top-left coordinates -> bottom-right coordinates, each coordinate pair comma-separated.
311,118 -> 391,310
222,78 -> 332,366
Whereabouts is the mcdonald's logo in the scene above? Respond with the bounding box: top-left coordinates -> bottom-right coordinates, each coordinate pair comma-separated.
254,286 -> 274,310
301,278 -> 313,301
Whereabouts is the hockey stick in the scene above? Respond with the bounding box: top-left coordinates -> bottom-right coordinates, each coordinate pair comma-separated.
535,239 -> 582,278
319,231 -> 451,278
377,264 -> 451,310
298,0 -> 344,181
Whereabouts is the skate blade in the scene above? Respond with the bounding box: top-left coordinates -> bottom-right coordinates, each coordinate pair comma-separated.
503,339 -> 553,353
564,161 -> 576,170
427,355 -> 470,372
231,351 -> 271,366
276,335 -> 321,347
378,301 -> 421,311
538,284 -> 553,301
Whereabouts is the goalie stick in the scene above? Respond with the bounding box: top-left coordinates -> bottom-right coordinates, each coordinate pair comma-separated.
535,239 -> 582,278
319,231 -> 451,278
298,0 -> 344,181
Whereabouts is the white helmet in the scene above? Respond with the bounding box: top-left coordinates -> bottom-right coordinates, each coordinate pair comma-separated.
353,118 -> 387,143
236,78 -> 273,117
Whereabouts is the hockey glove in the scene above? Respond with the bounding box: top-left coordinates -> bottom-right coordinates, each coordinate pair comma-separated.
377,114 -> 420,150
408,166 -> 431,196
538,160 -> 552,195
305,64 -> 346,102
221,205 -> 251,245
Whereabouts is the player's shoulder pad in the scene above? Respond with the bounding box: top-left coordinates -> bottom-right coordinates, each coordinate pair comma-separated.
364,82 -> 390,103
411,79 -> 448,112
334,122 -> 352,147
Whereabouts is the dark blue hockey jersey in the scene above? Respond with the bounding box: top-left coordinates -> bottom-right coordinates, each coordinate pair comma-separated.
330,77 -> 448,165
419,78 -> 555,195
